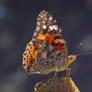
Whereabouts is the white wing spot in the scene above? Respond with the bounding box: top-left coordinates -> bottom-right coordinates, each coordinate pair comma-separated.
49,26 -> 53,30
54,20 -> 56,23
36,26 -> 40,31
43,21 -> 45,24
49,16 -> 53,20
43,25 -> 47,29
53,25 -> 58,30
37,22 -> 40,26
59,28 -> 62,32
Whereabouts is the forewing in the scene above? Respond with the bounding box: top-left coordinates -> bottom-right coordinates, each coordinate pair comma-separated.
23,10 -> 68,74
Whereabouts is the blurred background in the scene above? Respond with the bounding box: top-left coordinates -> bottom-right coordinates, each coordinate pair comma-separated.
0,0 -> 92,92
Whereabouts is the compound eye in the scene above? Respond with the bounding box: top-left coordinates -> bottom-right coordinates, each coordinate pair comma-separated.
70,56 -> 73,60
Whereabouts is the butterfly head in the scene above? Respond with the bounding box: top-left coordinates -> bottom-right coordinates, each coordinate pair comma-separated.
67,55 -> 77,64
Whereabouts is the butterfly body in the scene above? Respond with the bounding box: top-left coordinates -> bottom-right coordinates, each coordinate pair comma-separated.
23,10 -> 77,74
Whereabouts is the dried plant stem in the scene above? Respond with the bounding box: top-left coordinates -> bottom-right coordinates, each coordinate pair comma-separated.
34,76 -> 80,92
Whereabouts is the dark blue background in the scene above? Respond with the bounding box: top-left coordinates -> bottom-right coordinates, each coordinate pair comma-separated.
0,0 -> 92,92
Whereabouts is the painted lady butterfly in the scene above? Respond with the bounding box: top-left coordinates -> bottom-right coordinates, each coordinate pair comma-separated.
22,10 -> 77,75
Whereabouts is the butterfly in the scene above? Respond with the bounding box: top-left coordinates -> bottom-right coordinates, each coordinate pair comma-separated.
22,10 -> 77,75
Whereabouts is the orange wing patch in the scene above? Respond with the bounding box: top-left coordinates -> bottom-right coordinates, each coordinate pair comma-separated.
37,31 -> 64,51
23,41 -> 42,67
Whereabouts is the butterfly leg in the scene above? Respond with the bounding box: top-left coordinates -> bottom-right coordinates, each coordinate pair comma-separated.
65,67 -> 71,76
55,71 -> 58,77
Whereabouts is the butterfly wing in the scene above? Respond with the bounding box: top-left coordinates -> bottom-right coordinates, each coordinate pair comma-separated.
33,10 -> 62,39
23,10 -> 68,74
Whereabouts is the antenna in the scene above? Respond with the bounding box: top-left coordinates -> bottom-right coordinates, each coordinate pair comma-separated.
72,42 -> 92,56
74,51 -> 92,56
